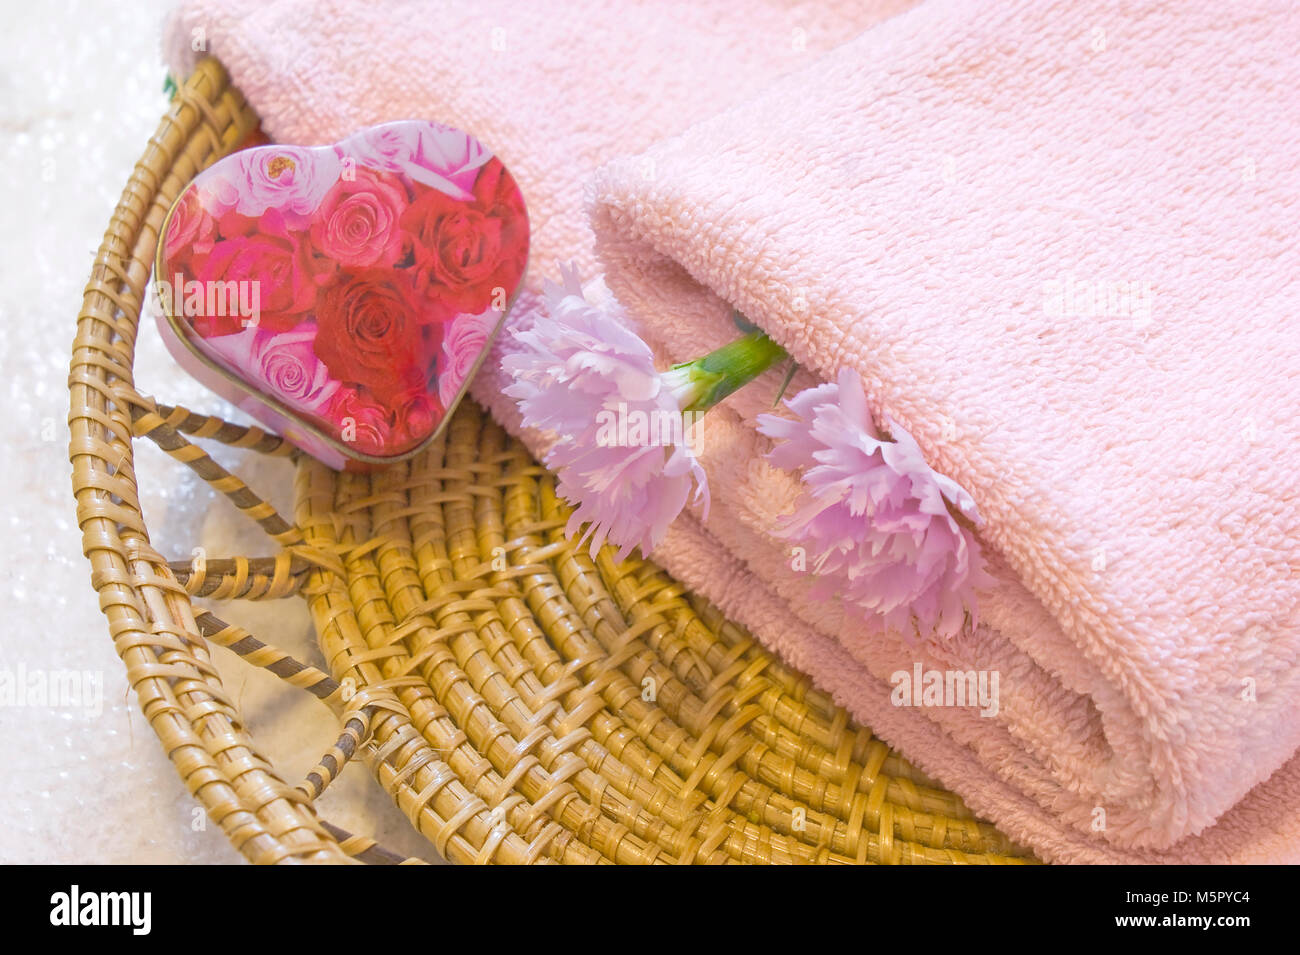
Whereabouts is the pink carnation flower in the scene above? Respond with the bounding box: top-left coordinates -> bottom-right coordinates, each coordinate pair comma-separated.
503,264 -> 708,562
757,367 -> 991,640
391,386 -> 440,451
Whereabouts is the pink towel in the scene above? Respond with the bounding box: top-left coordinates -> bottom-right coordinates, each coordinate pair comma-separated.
162,0 -> 1300,862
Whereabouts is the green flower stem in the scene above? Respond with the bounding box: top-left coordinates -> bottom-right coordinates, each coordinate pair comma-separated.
662,328 -> 788,414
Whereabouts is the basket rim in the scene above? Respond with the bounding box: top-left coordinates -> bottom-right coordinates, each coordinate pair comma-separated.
69,57 -> 357,864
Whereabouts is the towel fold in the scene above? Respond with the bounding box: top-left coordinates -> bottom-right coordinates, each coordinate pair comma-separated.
162,0 -> 1300,862
588,0 -> 1300,860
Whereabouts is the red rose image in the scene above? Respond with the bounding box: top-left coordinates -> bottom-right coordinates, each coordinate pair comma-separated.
397,157 -> 527,317
325,386 -> 392,456
312,269 -> 441,405
181,208 -> 330,337
164,188 -> 216,264
211,210 -> 262,239
390,386 -> 443,453
187,236 -> 317,337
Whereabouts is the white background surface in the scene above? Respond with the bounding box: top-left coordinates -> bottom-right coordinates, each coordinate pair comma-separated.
0,0 -> 441,864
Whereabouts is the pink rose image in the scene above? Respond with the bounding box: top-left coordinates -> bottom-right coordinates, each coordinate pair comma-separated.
438,307 -> 502,408
233,145 -> 342,218
202,322 -> 341,418
197,173 -> 241,216
164,188 -> 216,263
346,122 -> 490,200
309,169 -> 408,268
327,386 -> 392,455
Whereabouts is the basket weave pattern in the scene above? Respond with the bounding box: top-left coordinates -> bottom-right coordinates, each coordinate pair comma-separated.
68,58 -> 1035,864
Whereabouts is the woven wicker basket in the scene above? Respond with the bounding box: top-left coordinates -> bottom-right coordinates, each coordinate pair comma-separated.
68,57 -> 1036,864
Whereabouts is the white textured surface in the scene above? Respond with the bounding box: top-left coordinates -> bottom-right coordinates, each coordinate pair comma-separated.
1,1 -> 440,864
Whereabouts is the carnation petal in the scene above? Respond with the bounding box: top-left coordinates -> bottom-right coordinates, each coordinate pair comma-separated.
506,264 -> 709,561
762,366 -> 987,640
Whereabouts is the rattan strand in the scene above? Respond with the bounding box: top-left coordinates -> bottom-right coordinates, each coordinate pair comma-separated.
68,56 -> 1037,864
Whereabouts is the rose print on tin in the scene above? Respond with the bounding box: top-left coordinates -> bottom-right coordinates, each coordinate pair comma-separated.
153,121 -> 529,471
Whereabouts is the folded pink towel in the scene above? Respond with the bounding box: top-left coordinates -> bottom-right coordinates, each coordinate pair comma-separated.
163,0 -> 1300,862
589,0 -> 1300,861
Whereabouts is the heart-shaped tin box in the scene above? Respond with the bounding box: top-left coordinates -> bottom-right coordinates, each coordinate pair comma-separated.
153,121 -> 529,471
